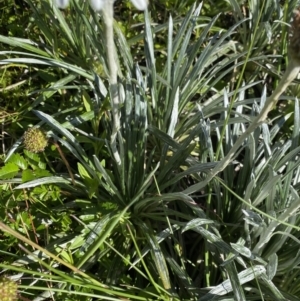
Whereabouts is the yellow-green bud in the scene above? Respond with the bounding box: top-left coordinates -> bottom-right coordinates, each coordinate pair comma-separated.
0,277 -> 18,301
23,127 -> 48,153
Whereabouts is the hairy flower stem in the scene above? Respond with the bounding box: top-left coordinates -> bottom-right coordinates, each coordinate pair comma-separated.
102,1 -> 121,166
184,60 -> 300,194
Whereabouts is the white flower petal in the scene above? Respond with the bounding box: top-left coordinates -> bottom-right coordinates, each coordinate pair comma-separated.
130,0 -> 148,10
55,0 -> 70,9
89,0 -> 108,11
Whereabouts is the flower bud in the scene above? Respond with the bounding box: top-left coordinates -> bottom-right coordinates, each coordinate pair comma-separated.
23,128 -> 48,153
0,277 -> 18,301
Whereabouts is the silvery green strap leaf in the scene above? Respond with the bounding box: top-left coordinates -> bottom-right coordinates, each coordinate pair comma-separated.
182,218 -> 215,232
252,175 -> 281,207
79,214 -> 112,255
0,58 -> 94,80
253,197 -> 300,254
167,87 -> 179,138
93,155 -> 124,202
5,138 -> 23,163
278,249 -> 300,272
15,177 -> 71,189
242,209 -> 264,227
165,256 -> 194,291
33,111 -> 93,175
144,229 -> 171,289
259,272 -> 286,300
198,265 -> 266,300
230,243 -> 252,258
132,225 -> 180,266
191,227 -> 232,254
230,243 -> 267,265
225,262 -> 246,301
266,253 -> 278,281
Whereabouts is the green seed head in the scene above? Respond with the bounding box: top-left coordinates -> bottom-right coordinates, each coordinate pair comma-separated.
23,127 -> 48,153
0,277 -> 18,301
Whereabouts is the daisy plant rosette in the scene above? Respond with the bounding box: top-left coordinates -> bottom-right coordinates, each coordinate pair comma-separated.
185,7 -> 300,195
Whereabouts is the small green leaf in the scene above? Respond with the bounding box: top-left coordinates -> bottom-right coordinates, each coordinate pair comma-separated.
7,153 -> 28,170
78,162 -> 99,198
70,236 -> 85,249
24,149 -> 41,163
24,149 -> 46,169
55,247 -> 73,264
85,177 -> 98,199
22,170 -> 36,182
82,90 -> 92,112
77,162 -> 92,179
0,162 -> 19,179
